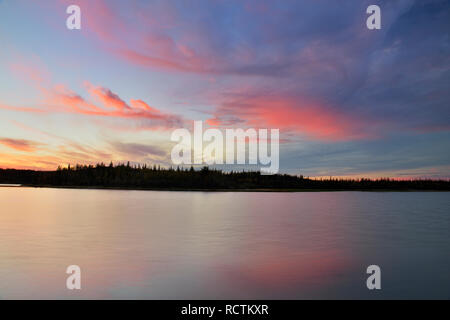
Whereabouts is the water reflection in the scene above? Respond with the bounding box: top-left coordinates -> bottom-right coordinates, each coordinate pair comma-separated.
0,188 -> 449,299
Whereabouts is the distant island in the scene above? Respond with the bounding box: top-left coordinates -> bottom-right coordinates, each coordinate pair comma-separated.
0,163 -> 449,191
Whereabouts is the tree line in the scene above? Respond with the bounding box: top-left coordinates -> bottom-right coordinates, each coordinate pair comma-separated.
0,163 -> 449,191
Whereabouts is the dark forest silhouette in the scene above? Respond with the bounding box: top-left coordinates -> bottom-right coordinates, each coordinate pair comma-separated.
0,163 -> 449,191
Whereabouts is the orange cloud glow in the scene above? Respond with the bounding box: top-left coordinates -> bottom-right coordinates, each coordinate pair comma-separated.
0,138 -> 41,152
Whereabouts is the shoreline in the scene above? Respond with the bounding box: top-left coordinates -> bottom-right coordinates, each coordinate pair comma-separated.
7,184 -> 450,192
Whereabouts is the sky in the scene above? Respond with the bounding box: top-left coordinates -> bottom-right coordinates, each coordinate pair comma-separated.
0,0 -> 449,178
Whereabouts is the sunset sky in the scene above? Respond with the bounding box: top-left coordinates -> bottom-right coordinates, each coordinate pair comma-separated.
0,0 -> 449,178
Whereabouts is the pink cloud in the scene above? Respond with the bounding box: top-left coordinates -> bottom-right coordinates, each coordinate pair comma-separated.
45,82 -> 184,129
55,0 -> 225,75
129,99 -> 158,113
85,83 -> 131,111
207,95 -> 375,141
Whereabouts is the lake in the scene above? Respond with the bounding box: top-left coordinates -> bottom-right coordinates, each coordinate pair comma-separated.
0,187 -> 449,299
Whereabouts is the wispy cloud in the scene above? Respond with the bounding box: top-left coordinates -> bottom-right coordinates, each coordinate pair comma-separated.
110,141 -> 167,158
0,138 -> 42,152
206,93 -> 378,141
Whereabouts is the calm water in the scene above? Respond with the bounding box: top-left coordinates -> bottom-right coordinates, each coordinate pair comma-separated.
0,187 -> 449,299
